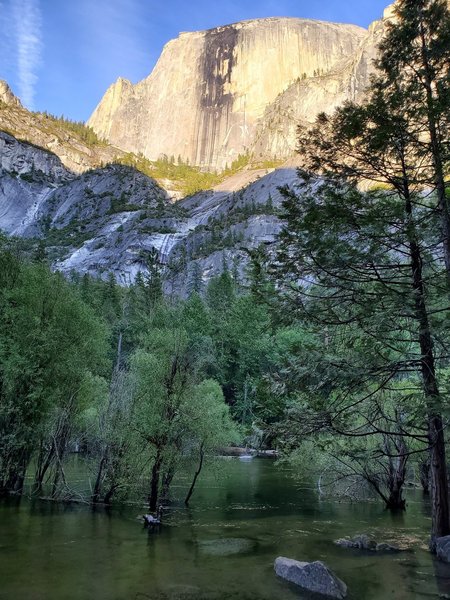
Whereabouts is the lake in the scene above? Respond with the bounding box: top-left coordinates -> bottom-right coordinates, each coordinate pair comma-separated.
0,457 -> 448,599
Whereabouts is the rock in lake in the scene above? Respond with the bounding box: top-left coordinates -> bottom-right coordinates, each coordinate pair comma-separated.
335,534 -> 400,553
436,535 -> 450,563
274,557 -> 347,599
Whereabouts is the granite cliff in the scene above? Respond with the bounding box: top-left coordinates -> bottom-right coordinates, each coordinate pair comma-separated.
0,129 -> 295,290
0,5 -> 399,291
88,17 -> 368,170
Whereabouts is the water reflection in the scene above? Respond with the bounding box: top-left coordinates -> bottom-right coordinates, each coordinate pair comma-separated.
0,458 -> 444,599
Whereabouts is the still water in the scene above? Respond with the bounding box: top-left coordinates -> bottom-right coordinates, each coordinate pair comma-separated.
0,457 -> 449,600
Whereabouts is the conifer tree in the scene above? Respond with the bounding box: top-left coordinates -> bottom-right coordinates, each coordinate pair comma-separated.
278,0 -> 450,548
378,0 -> 450,277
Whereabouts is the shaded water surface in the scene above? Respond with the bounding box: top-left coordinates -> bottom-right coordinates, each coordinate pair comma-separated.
0,458 -> 449,599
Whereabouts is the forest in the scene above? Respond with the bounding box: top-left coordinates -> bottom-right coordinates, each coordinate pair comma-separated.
0,0 -> 449,566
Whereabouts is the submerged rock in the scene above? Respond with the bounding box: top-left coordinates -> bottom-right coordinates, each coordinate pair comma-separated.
436,535 -> 450,563
335,534 -> 400,553
199,538 -> 256,556
274,557 -> 347,599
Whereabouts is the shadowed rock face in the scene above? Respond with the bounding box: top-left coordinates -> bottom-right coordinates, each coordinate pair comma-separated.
88,17 -> 368,170
0,130 -> 301,291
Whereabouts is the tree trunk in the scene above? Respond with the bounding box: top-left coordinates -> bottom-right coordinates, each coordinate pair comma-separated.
385,436 -> 407,511
92,453 -> 107,504
34,441 -> 55,493
429,415 -> 450,551
185,444 -> 205,506
5,450 -> 30,495
149,449 -> 163,512
419,457 -> 430,495
405,190 -> 450,549
161,465 -> 175,502
103,483 -> 118,505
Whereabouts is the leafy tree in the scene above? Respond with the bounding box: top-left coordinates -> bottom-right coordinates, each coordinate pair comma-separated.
0,246 -> 108,495
183,379 -> 239,505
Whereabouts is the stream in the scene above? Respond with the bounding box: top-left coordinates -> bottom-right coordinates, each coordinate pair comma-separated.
0,457 -> 448,599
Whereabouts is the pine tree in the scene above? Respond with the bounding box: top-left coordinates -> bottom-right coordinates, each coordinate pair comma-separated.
188,262 -> 204,295
282,11 -> 450,544
377,0 -> 450,278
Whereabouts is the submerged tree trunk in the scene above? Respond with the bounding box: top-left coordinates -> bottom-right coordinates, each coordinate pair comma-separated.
428,415 -> 450,550
103,483 -> 119,505
185,443 -> 205,506
4,449 -> 31,496
34,440 -> 56,493
149,449 -> 163,512
385,435 -> 407,511
161,465 -> 175,502
91,454 -> 108,504
405,190 -> 450,549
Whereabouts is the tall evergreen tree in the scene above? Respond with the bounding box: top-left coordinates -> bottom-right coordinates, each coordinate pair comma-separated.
378,0 -> 450,277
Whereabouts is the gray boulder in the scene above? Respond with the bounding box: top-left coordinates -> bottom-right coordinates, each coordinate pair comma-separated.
436,535 -> 450,563
274,557 -> 347,599
335,534 -> 399,553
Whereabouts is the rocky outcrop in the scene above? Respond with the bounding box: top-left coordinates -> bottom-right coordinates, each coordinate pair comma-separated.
0,80 -> 125,174
335,534 -> 400,553
88,18 -> 367,170
274,557 -> 347,599
252,10 -> 389,159
436,536 -> 450,563
0,130 -> 297,290
0,132 -> 74,236
0,81 -> 22,108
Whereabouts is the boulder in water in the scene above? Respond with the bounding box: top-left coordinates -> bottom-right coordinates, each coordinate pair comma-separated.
274,557 -> 347,599
436,536 -> 450,563
335,534 -> 399,553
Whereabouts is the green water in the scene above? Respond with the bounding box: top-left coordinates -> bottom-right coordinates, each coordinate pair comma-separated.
0,457 -> 449,600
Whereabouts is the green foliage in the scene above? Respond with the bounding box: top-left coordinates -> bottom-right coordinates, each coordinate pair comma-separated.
115,153 -> 221,196
34,111 -> 107,146
115,151 -> 277,197
108,192 -> 142,214
0,242 -> 109,493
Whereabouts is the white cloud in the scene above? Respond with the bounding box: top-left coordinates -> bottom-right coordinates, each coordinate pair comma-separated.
11,0 -> 43,109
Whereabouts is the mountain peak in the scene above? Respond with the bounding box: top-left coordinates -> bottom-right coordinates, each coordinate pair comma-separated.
0,81 -> 22,108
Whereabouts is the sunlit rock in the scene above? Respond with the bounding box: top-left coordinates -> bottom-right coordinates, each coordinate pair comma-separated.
88,18 -> 368,170
274,557 -> 347,599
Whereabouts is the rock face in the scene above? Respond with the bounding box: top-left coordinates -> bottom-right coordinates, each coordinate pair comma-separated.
274,557 -> 347,599
0,132 -> 74,236
0,130 -> 297,290
0,81 -> 22,108
88,18 -> 368,170
436,536 -> 450,563
252,12 -> 388,159
335,534 -> 400,553
0,80 -> 125,174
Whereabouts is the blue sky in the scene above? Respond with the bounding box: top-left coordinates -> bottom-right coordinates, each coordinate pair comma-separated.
1,0 -> 389,122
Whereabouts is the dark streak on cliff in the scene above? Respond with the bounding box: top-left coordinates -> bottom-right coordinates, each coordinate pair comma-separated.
198,25 -> 238,166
